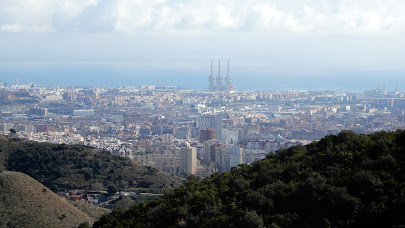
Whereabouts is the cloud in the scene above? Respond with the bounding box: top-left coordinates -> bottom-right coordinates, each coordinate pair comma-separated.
0,24 -> 52,32
0,0 -> 99,32
0,0 -> 404,35
110,0 -> 405,35
60,0 -> 99,19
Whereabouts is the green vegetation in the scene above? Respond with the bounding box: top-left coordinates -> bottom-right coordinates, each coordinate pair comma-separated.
0,135 -> 182,191
106,197 -> 136,211
106,195 -> 163,211
94,130 -> 405,227
8,128 -> 16,134
0,92 -> 37,105
107,185 -> 119,195
70,202 -> 111,223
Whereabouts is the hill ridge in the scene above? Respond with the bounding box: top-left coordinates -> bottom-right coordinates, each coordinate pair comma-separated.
94,130 -> 405,228
0,171 -> 94,228
0,134 -> 182,191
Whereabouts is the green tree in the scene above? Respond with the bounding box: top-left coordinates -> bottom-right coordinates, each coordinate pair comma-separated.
50,184 -> 59,193
239,211 -> 265,228
91,182 -> 103,191
108,185 -> 119,195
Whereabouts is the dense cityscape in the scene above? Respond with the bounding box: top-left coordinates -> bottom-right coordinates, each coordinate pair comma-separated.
1,73 -> 404,178
2,1 -> 405,227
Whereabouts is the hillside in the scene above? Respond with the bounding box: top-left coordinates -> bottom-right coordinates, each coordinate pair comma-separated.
0,171 -> 102,228
94,130 -> 405,228
0,135 -> 182,191
70,202 -> 111,223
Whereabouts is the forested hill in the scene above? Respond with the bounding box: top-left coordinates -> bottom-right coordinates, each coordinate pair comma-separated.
94,130 -> 405,228
0,135 -> 182,191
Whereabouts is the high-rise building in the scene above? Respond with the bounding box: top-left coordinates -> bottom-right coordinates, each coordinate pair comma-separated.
202,140 -> 220,165
200,128 -> 216,143
213,144 -> 226,172
198,115 -> 222,141
221,128 -> 239,144
162,134 -> 175,143
263,140 -> 281,153
63,91 -> 77,101
243,139 -> 281,153
0,123 -> 14,132
180,147 -> 197,175
225,145 -> 242,172
15,124 -> 36,133
28,107 -> 48,116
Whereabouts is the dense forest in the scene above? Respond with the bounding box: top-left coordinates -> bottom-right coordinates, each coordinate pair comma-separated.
0,135 -> 182,191
94,130 -> 405,227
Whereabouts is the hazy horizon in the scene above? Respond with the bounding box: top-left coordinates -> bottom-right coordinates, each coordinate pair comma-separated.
1,63 -> 404,92
1,0 -> 405,91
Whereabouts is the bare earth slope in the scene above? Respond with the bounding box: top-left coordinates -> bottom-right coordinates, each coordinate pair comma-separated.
0,171 -> 96,228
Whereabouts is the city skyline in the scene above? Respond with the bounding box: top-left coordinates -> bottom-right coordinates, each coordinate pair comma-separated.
1,1 -> 405,225
2,82 -> 405,177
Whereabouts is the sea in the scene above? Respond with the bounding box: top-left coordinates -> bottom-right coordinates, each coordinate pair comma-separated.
1,63 -> 404,92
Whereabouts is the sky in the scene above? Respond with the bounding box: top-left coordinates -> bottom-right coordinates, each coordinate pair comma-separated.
1,0 -> 405,90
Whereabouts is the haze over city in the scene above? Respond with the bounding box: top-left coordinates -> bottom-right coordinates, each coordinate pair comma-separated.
1,0 -> 405,90
3,1 -> 405,227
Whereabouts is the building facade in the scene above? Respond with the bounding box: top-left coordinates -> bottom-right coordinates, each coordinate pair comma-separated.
180,147 -> 197,175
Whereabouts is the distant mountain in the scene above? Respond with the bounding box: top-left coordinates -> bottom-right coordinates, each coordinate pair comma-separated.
94,130 -> 405,228
0,135 -> 182,192
0,171 -> 105,228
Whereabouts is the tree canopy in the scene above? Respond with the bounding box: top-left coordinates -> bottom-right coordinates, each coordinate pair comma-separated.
94,130 -> 405,227
0,135 -> 182,192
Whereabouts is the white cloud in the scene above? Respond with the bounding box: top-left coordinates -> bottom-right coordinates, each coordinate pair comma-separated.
0,23 -> 52,32
60,0 -> 99,19
0,0 -> 57,29
111,0 -> 405,35
0,0 -> 99,32
0,24 -> 23,32
335,1 -> 404,35
0,0 -> 405,35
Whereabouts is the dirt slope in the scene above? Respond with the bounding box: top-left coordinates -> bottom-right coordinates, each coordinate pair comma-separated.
0,171 -> 98,228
